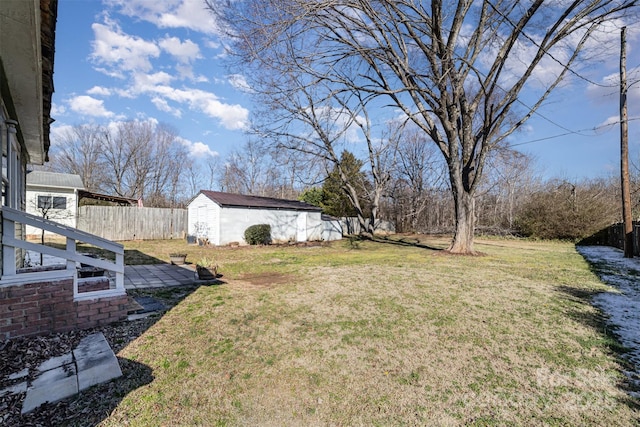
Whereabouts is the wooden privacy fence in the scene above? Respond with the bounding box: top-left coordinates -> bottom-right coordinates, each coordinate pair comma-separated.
585,222 -> 640,257
77,206 -> 187,241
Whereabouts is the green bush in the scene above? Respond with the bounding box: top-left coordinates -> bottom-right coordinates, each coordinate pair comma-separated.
244,224 -> 272,245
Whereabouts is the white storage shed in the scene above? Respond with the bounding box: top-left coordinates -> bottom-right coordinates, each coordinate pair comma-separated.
188,190 -> 342,245
25,171 -> 84,237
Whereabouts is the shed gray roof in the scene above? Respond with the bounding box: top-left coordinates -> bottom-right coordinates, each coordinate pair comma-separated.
200,190 -> 322,212
27,171 -> 84,189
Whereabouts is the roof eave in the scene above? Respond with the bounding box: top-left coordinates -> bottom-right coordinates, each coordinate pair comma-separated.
0,0 -> 57,165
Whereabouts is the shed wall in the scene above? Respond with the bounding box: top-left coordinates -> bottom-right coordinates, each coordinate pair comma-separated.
25,187 -> 77,236
187,195 -> 333,245
218,208 -> 323,245
322,219 -> 343,241
187,194 -> 221,245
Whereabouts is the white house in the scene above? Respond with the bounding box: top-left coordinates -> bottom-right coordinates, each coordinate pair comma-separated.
0,1 -> 128,340
188,190 -> 342,245
26,171 -> 84,237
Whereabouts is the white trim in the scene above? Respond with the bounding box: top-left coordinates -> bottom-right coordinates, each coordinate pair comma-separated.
0,268 -> 74,286
73,288 -> 126,301
1,206 -> 125,299
3,206 -> 122,252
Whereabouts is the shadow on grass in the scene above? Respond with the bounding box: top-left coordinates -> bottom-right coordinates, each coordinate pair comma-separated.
7,280 -> 225,426
555,280 -> 640,411
370,235 -> 444,251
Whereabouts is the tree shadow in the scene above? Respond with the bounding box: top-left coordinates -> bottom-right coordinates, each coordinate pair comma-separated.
2,279 -> 225,425
555,274 -> 640,414
371,234 -> 444,251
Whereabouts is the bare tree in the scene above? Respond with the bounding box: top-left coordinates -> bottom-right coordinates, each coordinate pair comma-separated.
50,120 -> 189,207
389,124 -> 449,232
101,120 -> 154,199
219,139 -> 276,196
49,124 -> 107,192
476,149 -> 538,232
212,0 -> 635,253
144,124 -> 189,207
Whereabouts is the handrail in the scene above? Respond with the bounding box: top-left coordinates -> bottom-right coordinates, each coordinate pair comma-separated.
1,206 -> 125,299
2,206 -> 122,252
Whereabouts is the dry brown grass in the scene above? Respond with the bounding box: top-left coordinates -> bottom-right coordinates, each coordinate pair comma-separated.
94,237 -> 638,426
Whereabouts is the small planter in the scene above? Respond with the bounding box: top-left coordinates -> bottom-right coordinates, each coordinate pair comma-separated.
196,265 -> 218,280
169,253 -> 187,265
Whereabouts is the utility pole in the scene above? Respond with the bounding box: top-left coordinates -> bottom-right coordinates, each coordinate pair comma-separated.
620,26 -> 634,258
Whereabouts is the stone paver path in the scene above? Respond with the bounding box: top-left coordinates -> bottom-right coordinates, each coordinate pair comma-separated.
124,264 -> 196,289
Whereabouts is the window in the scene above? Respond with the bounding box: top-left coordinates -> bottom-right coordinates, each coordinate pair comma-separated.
37,195 -> 67,210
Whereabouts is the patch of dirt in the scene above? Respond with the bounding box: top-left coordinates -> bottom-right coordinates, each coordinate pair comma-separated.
233,272 -> 295,287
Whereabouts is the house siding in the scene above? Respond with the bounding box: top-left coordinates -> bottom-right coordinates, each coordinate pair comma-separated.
25,185 -> 77,237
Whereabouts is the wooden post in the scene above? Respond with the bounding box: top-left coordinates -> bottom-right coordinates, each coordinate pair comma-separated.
620,26 -> 634,258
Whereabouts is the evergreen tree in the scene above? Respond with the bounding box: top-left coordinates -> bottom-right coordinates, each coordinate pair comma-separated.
321,151 -> 368,218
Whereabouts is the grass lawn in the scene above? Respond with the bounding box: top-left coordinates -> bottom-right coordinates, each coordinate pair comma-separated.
100,237 -> 638,425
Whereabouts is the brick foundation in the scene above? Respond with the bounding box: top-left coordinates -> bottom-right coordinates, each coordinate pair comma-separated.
77,277 -> 111,293
0,278 -> 128,340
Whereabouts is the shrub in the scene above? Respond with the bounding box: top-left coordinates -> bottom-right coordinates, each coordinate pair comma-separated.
244,224 -> 272,245
514,179 -> 619,240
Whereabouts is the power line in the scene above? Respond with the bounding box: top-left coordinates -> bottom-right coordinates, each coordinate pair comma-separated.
486,2 -> 627,89
509,116 -> 640,148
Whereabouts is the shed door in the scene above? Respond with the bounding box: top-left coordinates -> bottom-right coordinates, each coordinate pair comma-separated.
296,212 -> 307,242
195,205 -> 208,236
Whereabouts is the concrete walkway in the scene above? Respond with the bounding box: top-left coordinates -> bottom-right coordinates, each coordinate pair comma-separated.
124,263 -> 198,289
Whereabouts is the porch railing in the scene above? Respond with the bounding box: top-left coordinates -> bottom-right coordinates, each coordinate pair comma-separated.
1,206 -> 125,300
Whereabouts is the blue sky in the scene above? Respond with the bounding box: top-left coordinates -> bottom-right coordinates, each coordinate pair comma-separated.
50,0 -> 640,181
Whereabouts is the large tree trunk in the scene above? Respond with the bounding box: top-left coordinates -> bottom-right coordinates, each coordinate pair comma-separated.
448,178 -> 476,254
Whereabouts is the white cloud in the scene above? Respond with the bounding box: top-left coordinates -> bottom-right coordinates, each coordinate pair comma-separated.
176,136 -> 218,157
87,86 -> 112,96
310,106 -> 366,143
68,95 -> 115,118
49,123 -> 74,146
132,71 -> 175,89
159,36 -> 201,63
91,21 -> 160,74
123,71 -> 248,129
50,103 -> 66,116
151,97 -> 182,117
205,39 -> 221,50
586,67 -> 640,105
175,64 -> 195,81
143,84 -> 249,129
105,0 -> 222,35
227,74 -> 252,92
595,115 -> 620,133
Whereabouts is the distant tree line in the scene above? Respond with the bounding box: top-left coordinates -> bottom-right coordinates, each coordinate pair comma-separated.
50,120 -> 188,207
47,119 -> 636,241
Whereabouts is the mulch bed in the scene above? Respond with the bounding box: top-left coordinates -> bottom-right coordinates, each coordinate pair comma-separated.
0,285 -> 199,426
